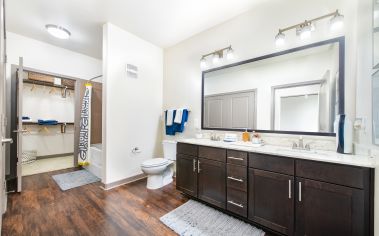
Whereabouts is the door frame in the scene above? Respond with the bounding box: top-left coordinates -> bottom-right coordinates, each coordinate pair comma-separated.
8,65 -> 82,191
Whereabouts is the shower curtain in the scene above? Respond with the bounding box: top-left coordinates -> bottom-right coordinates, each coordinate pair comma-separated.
78,83 -> 92,166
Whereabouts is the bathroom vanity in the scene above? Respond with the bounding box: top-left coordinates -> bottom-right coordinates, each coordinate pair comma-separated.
176,139 -> 377,236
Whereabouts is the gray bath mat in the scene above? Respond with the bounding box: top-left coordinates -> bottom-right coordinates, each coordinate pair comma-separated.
160,200 -> 265,236
52,169 -> 100,191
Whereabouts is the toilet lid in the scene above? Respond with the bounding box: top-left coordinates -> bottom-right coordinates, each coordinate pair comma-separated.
141,158 -> 169,167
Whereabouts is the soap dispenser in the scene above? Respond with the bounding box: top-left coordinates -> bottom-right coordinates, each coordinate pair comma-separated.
242,129 -> 250,142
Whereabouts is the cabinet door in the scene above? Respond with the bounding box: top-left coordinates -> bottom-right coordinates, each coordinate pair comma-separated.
248,169 -> 294,235
176,154 -> 197,197
198,158 -> 226,209
296,178 -> 365,236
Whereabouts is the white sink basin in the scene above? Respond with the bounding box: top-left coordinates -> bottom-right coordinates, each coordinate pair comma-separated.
274,148 -> 327,156
229,142 -> 263,148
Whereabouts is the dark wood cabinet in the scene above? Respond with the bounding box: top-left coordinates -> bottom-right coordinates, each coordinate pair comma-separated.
176,154 -> 198,197
176,143 -> 374,236
295,178 -> 365,236
198,157 -> 226,209
249,168 -> 294,235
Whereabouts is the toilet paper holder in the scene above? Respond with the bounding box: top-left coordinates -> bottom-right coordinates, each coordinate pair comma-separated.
132,147 -> 141,153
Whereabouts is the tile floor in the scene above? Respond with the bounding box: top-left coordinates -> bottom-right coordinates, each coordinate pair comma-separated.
22,155 -> 74,176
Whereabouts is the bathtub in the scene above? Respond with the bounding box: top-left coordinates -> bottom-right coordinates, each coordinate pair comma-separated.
84,143 -> 102,179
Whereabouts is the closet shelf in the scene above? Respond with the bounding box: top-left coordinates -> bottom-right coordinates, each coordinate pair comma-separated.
23,79 -> 75,90
22,121 -> 74,125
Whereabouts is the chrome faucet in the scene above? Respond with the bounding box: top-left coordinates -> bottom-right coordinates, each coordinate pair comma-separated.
292,136 -> 311,151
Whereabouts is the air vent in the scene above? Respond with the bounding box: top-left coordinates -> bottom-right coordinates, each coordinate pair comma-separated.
126,64 -> 138,79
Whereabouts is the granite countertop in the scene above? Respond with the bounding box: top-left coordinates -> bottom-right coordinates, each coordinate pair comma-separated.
179,138 -> 379,168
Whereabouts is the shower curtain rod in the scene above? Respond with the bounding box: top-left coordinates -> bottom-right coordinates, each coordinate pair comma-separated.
88,75 -> 102,81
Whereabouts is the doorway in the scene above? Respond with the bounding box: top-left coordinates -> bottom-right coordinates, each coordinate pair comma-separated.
6,64 -> 103,192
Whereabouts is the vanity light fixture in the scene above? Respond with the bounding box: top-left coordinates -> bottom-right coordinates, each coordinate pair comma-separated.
274,10 -> 344,46
329,11 -> 344,31
212,53 -> 221,64
45,24 -> 71,39
200,57 -> 208,70
275,31 -> 285,46
200,45 -> 234,70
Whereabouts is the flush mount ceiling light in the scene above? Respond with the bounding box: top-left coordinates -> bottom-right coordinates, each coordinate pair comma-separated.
45,24 -> 71,39
200,45 -> 234,70
274,10 -> 344,47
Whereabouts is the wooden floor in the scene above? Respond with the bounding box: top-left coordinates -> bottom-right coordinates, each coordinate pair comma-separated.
2,168 -> 188,236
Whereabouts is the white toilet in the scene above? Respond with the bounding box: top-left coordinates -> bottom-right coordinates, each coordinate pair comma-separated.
141,140 -> 177,189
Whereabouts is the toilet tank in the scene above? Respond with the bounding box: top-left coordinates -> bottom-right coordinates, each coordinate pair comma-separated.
163,140 -> 177,161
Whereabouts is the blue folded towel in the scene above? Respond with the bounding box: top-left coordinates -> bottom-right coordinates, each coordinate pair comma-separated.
22,116 -> 31,120
38,119 -> 58,125
165,109 -> 189,136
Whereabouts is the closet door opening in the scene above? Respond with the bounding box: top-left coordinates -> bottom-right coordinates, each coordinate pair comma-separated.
7,66 -> 76,192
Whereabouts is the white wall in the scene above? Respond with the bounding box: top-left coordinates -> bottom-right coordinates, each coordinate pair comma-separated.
103,23 -> 163,184
6,32 -> 102,79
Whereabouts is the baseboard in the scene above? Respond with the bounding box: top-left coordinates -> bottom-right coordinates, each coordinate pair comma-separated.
100,173 -> 147,190
36,153 -> 74,160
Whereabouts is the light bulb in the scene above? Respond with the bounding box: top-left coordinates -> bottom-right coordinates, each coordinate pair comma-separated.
226,48 -> 234,60
212,53 -> 220,65
45,24 -> 71,39
300,24 -> 312,40
330,12 -> 344,31
275,31 -> 285,46
200,57 -> 208,70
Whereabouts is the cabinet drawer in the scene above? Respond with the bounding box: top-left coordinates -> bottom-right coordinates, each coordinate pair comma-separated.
177,143 -> 198,156
227,188 -> 247,217
199,146 -> 226,162
249,153 -> 294,175
227,164 -> 247,192
227,150 -> 248,166
296,160 -> 369,189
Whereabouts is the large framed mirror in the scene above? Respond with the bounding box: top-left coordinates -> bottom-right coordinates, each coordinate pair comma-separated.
202,37 -> 345,136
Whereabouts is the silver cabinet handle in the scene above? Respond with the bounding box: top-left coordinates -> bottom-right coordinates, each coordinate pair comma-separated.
197,160 -> 201,173
193,159 -> 196,172
288,180 -> 291,199
227,176 -> 243,182
228,200 -> 244,208
1,138 -> 13,145
299,182 -> 302,202
227,156 -> 244,161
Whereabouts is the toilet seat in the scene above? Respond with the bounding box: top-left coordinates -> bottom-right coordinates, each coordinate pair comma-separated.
141,158 -> 169,168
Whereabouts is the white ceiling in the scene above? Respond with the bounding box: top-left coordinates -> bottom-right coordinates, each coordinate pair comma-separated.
6,0 -> 264,59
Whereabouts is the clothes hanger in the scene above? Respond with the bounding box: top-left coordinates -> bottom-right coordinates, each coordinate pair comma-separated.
30,83 -> 36,92
49,87 -> 56,94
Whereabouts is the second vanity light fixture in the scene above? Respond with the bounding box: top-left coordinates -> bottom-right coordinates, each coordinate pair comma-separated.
275,10 -> 344,46
200,45 -> 234,70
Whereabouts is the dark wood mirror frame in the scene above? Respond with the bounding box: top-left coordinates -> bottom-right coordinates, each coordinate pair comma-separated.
201,36 -> 345,136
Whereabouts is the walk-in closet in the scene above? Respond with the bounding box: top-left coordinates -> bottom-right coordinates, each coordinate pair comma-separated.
21,71 -> 76,176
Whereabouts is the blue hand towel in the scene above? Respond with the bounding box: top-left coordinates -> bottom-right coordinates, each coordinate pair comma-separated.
165,109 -> 189,136
38,119 -> 58,125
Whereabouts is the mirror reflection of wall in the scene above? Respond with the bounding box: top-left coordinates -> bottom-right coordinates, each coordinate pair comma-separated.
279,94 -> 319,131
374,0 -> 379,68
203,40 -> 341,134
